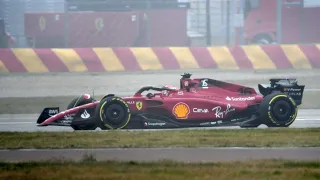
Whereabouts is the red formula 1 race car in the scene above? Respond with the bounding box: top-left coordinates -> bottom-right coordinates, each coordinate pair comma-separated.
37,73 -> 305,130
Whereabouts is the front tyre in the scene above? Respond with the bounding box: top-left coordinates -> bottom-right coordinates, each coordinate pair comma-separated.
95,96 -> 131,130
259,92 -> 298,127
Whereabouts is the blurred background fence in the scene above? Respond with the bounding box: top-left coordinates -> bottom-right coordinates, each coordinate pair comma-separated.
1,0 -> 320,48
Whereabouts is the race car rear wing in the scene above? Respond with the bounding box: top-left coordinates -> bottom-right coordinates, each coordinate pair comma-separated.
258,78 -> 305,106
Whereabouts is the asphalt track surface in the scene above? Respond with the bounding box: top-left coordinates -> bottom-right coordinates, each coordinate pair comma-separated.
0,148 -> 319,162
1,69 -> 320,162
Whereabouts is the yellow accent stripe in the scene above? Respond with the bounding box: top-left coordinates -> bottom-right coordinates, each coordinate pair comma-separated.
11,49 -> 49,72
242,45 -> 276,69
130,48 -> 163,70
281,45 -> 312,69
99,101 -> 114,130
207,47 -> 238,69
93,48 -> 125,71
73,96 -> 82,108
0,60 -> 9,72
52,49 -> 88,72
169,47 -> 200,69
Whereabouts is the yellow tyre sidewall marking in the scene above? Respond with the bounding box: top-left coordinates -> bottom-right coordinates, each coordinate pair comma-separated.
268,94 -> 297,126
73,96 -> 82,108
99,98 -> 131,129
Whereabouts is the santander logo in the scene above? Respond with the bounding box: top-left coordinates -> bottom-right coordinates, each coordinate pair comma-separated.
226,96 -> 255,101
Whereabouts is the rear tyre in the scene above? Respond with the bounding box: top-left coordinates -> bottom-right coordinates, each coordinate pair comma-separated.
67,94 -> 98,130
95,96 -> 131,130
259,92 -> 298,127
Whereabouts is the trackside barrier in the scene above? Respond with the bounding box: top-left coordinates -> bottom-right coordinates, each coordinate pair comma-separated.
0,44 -> 320,73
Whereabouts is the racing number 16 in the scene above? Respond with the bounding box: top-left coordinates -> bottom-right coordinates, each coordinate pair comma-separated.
202,79 -> 208,87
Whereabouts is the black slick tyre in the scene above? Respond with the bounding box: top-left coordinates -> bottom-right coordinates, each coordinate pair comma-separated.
95,96 -> 131,130
259,92 -> 298,127
67,94 -> 97,130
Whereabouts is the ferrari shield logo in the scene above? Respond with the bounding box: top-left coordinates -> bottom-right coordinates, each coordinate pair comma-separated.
136,101 -> 143,110
39,16 -> 46,31
95,18 -> 104,32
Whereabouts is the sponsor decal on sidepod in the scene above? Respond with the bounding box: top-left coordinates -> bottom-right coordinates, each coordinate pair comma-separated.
212,104 -> 235,118
193,108 -> 209,113
226,96 -> 255,101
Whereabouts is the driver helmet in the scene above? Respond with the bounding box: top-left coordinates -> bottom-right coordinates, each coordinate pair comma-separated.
180,79 -> 192,89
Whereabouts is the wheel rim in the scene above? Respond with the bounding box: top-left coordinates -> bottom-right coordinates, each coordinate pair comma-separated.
104,104 -> 125,125
271,101 -> 292,122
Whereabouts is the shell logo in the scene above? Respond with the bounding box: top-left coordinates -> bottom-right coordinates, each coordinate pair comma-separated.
172,102 -> 190,119
95,18 -> 104,32
39,16 -> 46,31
